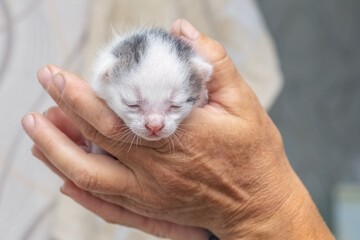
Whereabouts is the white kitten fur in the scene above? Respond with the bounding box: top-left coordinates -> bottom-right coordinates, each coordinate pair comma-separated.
91,29 -> 212,141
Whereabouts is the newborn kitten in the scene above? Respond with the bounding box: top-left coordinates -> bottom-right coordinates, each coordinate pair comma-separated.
91,28 -> 212,141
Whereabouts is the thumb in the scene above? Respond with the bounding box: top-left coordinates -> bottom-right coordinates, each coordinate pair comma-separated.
171,19 -> 260,117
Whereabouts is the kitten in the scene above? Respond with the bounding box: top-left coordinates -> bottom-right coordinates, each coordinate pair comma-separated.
91,28 -> 212,141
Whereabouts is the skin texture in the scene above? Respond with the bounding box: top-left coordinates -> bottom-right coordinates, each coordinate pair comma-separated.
22,19 -> 335,240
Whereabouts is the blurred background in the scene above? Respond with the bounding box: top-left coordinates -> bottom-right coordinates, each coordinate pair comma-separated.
0,0 -> 359,239
258,1 -> 360,238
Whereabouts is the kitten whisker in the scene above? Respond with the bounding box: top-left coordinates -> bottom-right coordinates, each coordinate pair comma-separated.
127,133 -> 137,153
170,136 -> 175,155
136,135 -> 140,148
106,127 -> 132,139
177,123 -> 202,126
112,131 -> 134,155
108,130 -> 131,149
175,127 -> 195,140
173,131 -> 187,157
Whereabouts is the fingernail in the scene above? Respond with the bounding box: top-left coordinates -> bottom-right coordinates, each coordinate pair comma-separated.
60,181 -> 77,197
181,19 -> 199,40
60,184 -> 68,195
53,74 -> 65,93
37,66 -> 52,89
22,114 -> 35,136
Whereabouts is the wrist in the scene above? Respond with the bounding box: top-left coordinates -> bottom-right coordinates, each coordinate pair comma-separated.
213,157 -> 334,240
271,170 -> 335,240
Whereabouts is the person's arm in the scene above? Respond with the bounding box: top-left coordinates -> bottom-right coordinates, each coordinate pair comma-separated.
23,19 -> 334,240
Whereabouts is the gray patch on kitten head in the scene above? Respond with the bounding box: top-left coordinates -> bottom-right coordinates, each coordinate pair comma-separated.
147,29 -> 203,104
147,28 -> 193,62
111,33 -> 148,73
110,28 -> 204,104
112,28 -> 193,71
187,68 -> 202,104
173,38 -> 193,61
186,96 -> 200,104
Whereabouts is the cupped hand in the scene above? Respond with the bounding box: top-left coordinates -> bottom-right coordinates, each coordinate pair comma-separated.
23,19 -> 334,240
31,106 -> 210,240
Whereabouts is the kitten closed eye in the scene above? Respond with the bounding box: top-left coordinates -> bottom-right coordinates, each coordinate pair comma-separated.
170,105 -> 181,109
127,104 -> 140,109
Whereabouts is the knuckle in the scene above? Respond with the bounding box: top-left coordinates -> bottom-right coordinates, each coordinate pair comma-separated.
213,39 -> 226,53
156,169 -> 186,194
41,137 -> 57,156
73,167 -> 98,191
31,145 -> 38,156
99,120 -> 116,138
211,40 -> 227,61
50,88 -> 64,106
102,216 -> 116,224
68,92 -> 84,114
81,122 -> 101,142
99,116 -> 123,140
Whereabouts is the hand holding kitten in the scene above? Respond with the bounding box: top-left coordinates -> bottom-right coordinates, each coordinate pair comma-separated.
23,19 -> 334,240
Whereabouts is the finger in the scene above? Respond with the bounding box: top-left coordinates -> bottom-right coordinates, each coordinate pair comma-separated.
22,112 -> 138,195
44,106 -> 85,145
42,103 -> 155,163
31,145 -> 67,180
171,19 -> 242,91
61,181 -> 209,240
38,66 -> 142,153
37,65 -> 161,150
37,65 -> 125,141
171,19 -> 262,118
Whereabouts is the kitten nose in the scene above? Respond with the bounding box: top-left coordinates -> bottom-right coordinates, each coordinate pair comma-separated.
145,114 -> 164,133
145,124 -> 164,133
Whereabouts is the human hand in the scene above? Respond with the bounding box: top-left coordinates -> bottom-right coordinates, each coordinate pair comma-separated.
31,106 -> 210,240
23,19 -> 334,239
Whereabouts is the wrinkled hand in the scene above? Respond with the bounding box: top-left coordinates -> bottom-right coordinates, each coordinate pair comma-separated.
32,106 -> 209,240
23,19 -> 334,240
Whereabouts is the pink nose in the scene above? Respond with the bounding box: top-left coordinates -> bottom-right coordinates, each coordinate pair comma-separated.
145,124 -> 164,133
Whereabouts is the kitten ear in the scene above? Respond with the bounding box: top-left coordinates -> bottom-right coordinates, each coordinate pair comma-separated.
190,56 -> 213,82
93,55 -> 118,84
101,68 -> 111,82
91,54 -> 118,93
